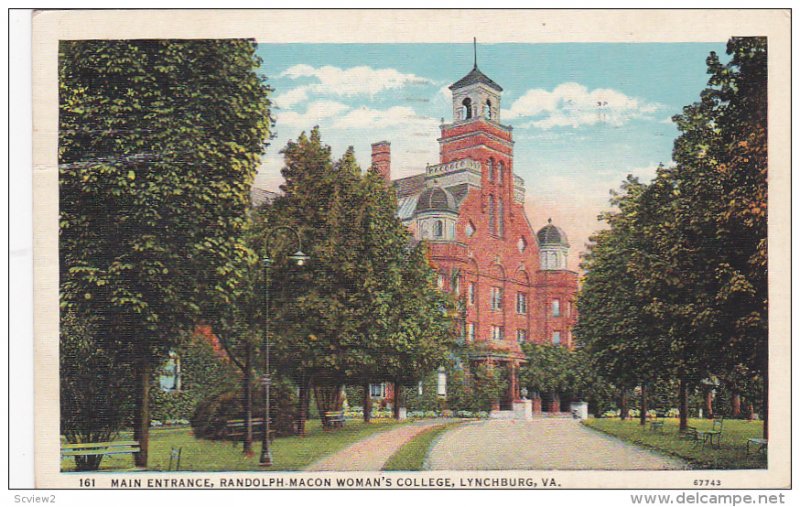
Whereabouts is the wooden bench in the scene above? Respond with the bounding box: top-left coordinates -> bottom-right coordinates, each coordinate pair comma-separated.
224,418 -> 275,443
61,440 -> 140,461
746,438 -> 767,456
324,410 -> 346,429
649,419 -> 665,432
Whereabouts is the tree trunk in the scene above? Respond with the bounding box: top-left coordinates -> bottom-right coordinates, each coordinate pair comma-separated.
619,390 -> 628,421
639,384 -> 648,426
363,382 -> 372,423
704,388 -> 714,419
679,377 -> 689,432
731,391 -> 741,418
133,360 -> 151,468
242,343 -> 253,455
296,373 -> 310,436
392,381 -> 402,419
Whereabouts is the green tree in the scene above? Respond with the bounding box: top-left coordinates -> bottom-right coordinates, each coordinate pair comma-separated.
262,129 -> 455,427
668,37 -> 768,436
59,39 -> 272,466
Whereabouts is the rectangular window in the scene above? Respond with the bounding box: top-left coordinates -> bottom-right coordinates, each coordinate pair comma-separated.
567,301 -> 573,317
437,273 -> 445,290
491,325 -> 504,341
552,299 -> 560,317
552,331 -> 561,345
468,282 -> 476,305
467,322 -> 476,342
491,287 -> 503,311
516,329 -> 527,344
516,292 -> 528,314
453,276 -> 460,296
370,383 -> 385,397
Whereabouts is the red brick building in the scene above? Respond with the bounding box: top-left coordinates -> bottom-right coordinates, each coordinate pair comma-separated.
372,61 -> 578,414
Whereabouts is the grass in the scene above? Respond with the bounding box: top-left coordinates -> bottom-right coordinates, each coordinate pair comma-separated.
61,418 -> 407,472
382,422 -> 463,471
583,417 -> 767,469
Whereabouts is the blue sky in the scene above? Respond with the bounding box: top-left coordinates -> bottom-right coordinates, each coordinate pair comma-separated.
254,42 -> 727,268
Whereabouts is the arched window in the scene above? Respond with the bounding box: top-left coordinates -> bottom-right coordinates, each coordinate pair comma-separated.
437,367 -> 447,397
498,198 -> 504,237
488,195 -> 496,235
465,220 -> 476,237
484,99 -> 492,119
462,97 -> 473,119
433,220 -> 443,238
487,159 -> 494,181
497,161 -> 504,185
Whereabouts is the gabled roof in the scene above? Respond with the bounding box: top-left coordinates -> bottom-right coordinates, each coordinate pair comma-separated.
449,65 -> 503,92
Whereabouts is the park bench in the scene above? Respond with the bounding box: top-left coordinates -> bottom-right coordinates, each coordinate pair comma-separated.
324,410 -> 346,429
746,438 -> 767,456
61,440 -> 140,462
224,418 -> 275,444
696,417 -> 724,449
648,410 -> 666,432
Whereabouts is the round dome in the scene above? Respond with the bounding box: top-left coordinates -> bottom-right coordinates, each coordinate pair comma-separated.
415,185 -> 457,214
537,218 -> 570,247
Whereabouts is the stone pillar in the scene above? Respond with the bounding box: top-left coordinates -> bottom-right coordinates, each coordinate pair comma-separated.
532,396 -> 542,414
509,362 -> 519,403
549,394 -> 560,413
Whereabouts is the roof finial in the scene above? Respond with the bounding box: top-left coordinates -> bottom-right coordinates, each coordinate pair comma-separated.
548,217 -> 552,224
473,37 -> 477,69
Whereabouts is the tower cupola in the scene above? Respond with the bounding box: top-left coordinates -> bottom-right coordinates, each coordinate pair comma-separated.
537,219 -> 570,270
449,39 -> 502,122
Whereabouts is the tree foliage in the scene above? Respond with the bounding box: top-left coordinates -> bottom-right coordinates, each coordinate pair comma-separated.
574,38 -> 767,434
58,39 -> 273,465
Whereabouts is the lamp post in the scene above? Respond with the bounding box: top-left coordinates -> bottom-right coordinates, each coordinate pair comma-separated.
260,226 -> 309,467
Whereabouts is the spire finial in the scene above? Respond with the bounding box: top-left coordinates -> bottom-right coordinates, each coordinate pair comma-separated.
473,37 -> 477,68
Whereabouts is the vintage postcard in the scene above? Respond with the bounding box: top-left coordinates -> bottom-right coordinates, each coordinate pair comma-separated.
30,9 -> 790,490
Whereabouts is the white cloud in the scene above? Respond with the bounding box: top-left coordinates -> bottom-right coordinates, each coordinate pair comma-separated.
274,64 -> 433,108
275,100 -> 350,128
331,106 -> 437,130
502,82 -> 662,129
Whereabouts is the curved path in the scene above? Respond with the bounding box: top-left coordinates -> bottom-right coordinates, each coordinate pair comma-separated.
305,419 -> 450,471
426,419 -> 687,470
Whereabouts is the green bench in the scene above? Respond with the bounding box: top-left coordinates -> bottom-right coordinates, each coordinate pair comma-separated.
746,438 -> 767,456
324,410 -> 346,429
224,418 -> 275,443
61,440 -> 140,461
696,417 -> 724,449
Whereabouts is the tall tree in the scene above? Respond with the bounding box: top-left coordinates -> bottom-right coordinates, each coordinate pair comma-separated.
668,37 -> 768,436
263,129 -> 455,428
59,39 -> 272,466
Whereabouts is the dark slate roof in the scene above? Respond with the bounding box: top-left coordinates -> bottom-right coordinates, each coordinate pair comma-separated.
250,187 -> 279,208
393,173 -> 426,197
537,219 -> 570,247
415,186 -> 458,214
446,183 -> 471,207
449,65 -> 503,92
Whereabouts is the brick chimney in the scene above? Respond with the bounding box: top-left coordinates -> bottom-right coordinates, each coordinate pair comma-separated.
370,141 -> 391,182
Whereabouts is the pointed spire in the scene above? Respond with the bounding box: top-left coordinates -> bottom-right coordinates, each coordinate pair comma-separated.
473,37 -> 477,69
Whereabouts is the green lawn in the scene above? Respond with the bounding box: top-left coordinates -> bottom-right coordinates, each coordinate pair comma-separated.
382,422 -> 463,471
62,419 -> 407,472
583,418 -> 767,469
